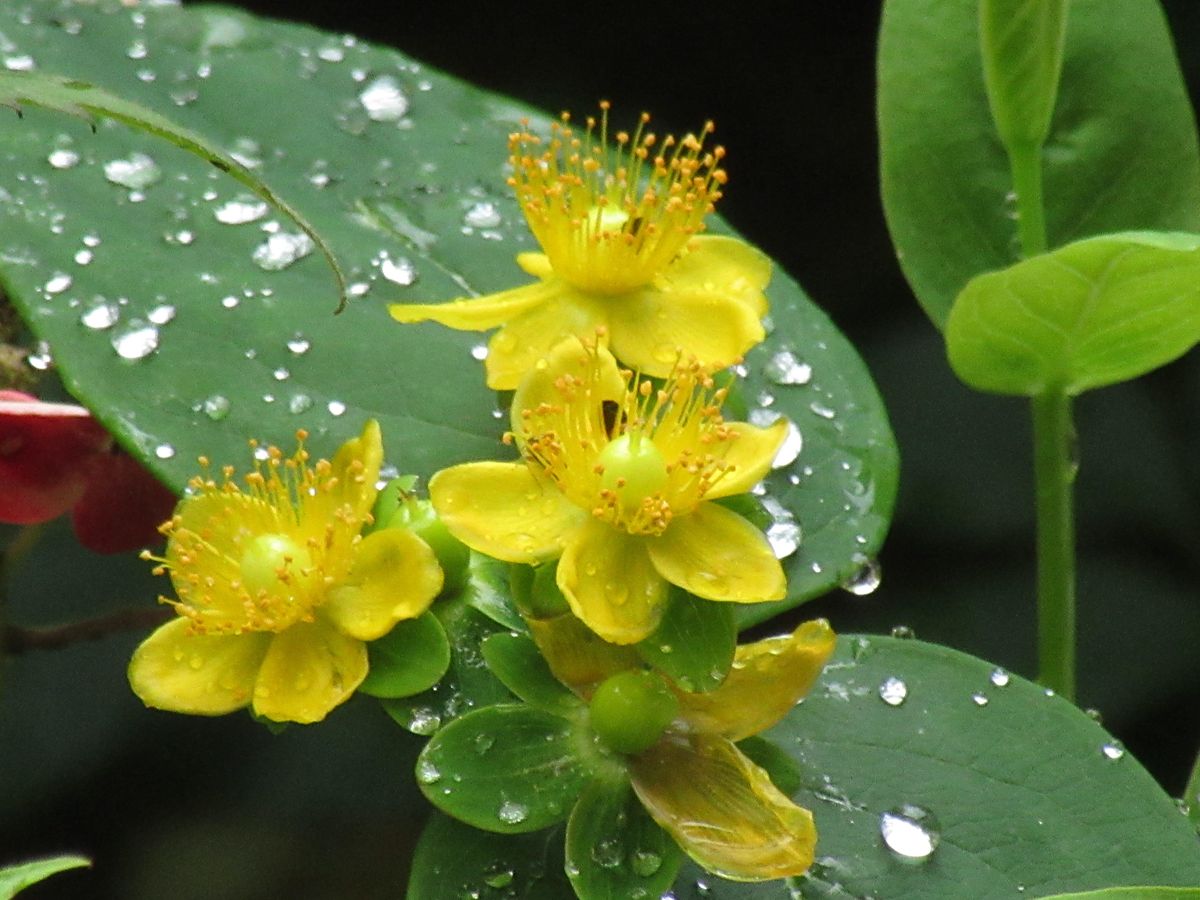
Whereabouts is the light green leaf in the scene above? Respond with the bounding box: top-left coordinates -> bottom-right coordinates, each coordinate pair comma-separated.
880,0 -> 1200,327
979,0 -> 1067,149
407,636 -> 1200,897
565,779 -> 683,900
0,0 -> 896,616
481,632 -> 579,714
416,704 -> 603,834
0,855 -> 90,899
358,611 -> 450,699
637,589 -> 736,693
1037,889 -> 1200,900
946,231 -> 1200,396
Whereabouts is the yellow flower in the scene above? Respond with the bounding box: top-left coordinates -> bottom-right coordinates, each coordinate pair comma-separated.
128,422 -> 444,724
431,337 -> 789,644
540,615 -> 839,880
389,104 -> 771,390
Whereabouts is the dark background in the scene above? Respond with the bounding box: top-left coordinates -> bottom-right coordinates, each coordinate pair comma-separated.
5,2 -> 1200,897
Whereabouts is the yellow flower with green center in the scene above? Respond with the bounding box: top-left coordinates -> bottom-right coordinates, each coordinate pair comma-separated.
431,337 -> 789,644
389,104 -> 771,390
128,421 -> 444,724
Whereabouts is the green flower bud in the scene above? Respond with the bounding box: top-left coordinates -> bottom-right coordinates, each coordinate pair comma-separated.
588,669 -> 679,755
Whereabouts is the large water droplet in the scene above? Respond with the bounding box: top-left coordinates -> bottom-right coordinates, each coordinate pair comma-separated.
380,255 -> 417,286
771,419 -> 803,468
415,758 -> 441,784
252,231 -> 314,271
111,320 -> 159,360
464,200 -> 501,228
148,303 -> 176,325
989,668 -> 1010,688
631,849 -> 663,877
591,838 -> 624,869
27,341 -> 53,371
878,676 -> 907,707
763,349 -> 813,386
202,394 -> 231,421
104,152 -> 161,190
4,54 -> 35,72
1100,741 -> 1125,761
496,800 -> 528,825
286,334 -> 311,355
48,148 -> 80,170
766,520 -> 802,559
406,707 -> 441,735
879,804 -> 940,860
214,196 -> 269,224
44,272 -> 72,294
359,75 -> 408,121
842,558 -> 882,596
288,393 -> 313,414
154,443 -> 176,460
81,300 -> 121,330
327,400 -> 347,417
470,343 -> 488,361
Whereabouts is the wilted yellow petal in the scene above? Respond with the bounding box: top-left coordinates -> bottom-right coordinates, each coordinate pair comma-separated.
128,618 -> 269,715
252,621 -> 367,724
430,462 -> 583,563
647,502 -> 785,602
388,280 -> 555,330
557,518 -> 669,644
322,528 -> 443,641
679,619 -> 837,741
607,288 -> 764,380
526,613 -> 641,695
706,421 -> 790,500
666,235 -> 772,316
630,732 -> 816,881
483,291 -> 608,391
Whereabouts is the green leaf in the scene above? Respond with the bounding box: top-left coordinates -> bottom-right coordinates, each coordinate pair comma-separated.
565,779 -> 683,900
416,704 -> 602,834
979,0 -> 1068,149
380,593 -> 512,735
408,636 -> 1200,897
946,231 -> 1200,396
462,552 -> 525,632
637,589 -> 736,693
0,0 -> 897,617
0,855 -> 90,899
735,736 -> 803,798
0,69 -> 347,311
481,632 -> 578,714
357,611 -> 450,699
408,814 -> 573,900
879,0 -> 1200,327
1037,890 -> 1200,900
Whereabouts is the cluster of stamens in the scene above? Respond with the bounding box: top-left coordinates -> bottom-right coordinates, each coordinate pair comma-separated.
513,347 -> 739,536
508,101 -> 727,294
141,431 -> 367,635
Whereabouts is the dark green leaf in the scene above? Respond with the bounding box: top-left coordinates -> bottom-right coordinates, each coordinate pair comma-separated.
0,855 -> 90,899
946,231 -> 1200,396
734,736 -> 803,798
481,632 -> 579,714
637,589 -> 736,693
565,779 -> 683,900
462,552 -> 525,632
381,594 -> 512,735
416,704 -> 602,834
408,814 -> 573,900
358,611 -> 450,699
0,1 -> 897,617
880,0 -> 1200,326
979,0 -> 1068,149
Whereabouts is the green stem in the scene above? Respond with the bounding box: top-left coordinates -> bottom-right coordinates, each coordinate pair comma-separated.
1009,140 -> 1047,257
1031,390 -> 1076,700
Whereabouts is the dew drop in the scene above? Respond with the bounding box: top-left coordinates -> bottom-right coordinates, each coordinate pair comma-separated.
214,197 -> 269,224
1100,741 -> 1125,761
380,255 -> 417,286
148,303 -> 176,325
74,249 -> 94,266
989,668 -> 1010,688
842,558 -> 882,596
81,300 -> 120,330
48,148 -> 80,170
766,520 -> 802,559
27,341 -> 53,371
43,272 -> 72,294
359,75 -> 409,121
470,344 -> 488,361
4,54 -> 35,72
971,692 -> 989,707
496,801 -> 528,825
763,349 -> 813,386
327,400 -> 347,417
464,200 -> 501,228
104,152 -> 162,190
809,401 -> 837,420
221,295 -> 240,310
286,335 -> 311,355
879,804 -> 940,860
253,231 -> 315,271
202,394 -> 231,421
482,864 -> 514,889
407,708 -> 442,735
273,367 -> 290,381
111,320 -> 159,360
288,393 -> 313,414
631,850 -> 663,877
890,625 -> 915,639
771,419 -> 804,468
591,838 -> 623,869
878,676 -> 908,707
154,443 -> 175,460
415,758 -> 441,784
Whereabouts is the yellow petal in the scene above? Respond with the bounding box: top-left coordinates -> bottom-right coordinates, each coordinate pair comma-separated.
607,288 -> 765,379
321,528 -> 444,641
484,291 -> 609,390
526,612 -> 641,695
515,252 -> 554,279
647,502 -> 786,602
298,420 -> 384,546
669,235 -> 772,316
630,732 -> 816,881
706,420 -> 790,500
252,621 -> 367,724
557,518 -> 668,644
388,280 -> 556,330
128,617 -> 270,715
679,619 -> 837,740
509,336 -> 625,438
430,462 -> 584,563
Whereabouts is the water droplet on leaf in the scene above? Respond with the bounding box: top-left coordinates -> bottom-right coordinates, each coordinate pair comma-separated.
878,676 -> 907,707
763,349 -> 813,385
880,804 -> 940,860
104,152 -> 161,190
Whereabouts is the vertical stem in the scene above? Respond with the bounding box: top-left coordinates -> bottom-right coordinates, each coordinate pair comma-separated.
1010,141 -> 1047,257
1031,390 -> 1076,700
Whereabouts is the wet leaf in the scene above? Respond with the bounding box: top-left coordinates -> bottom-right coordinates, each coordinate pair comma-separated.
637,589 -> 736,694
358,610 -> 450,699
0,855 -> 89,899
